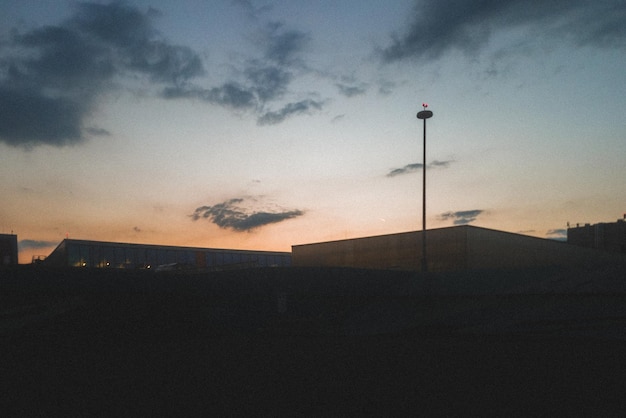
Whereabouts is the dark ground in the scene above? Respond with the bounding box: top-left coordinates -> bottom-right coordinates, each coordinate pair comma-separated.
1,265 -> 626,416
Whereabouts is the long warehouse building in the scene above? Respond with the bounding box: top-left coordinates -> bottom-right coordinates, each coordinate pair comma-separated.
292,225 -> 625,272
45,239 -> 291,270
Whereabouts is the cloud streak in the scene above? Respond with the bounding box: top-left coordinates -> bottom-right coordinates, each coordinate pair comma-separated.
191,198 -> 304,232
438,210 -> 484,225
387,160 -> 453,177
257,99 -> 323,125
380,0 -> 626,63
19,239 -> 58,250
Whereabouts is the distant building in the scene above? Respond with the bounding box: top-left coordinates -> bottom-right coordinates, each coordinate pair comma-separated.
567,217 -> 626,254
0,234 -> 19,266
45,239 -> 291,270
292,225 -> 623,272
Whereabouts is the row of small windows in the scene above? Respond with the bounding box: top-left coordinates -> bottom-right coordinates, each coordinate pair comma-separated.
66,244 -> 291,269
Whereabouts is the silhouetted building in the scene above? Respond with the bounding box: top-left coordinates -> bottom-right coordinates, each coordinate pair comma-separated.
45,239 -> 291,270
292,225 -> 623,272
568,218 -> 626,254
0,234 -> 19,266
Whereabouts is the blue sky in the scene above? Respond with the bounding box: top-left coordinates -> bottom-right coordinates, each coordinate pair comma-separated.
1,0 -> 625,262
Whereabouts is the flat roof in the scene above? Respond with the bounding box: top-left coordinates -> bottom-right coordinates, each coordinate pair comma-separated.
291,224 -> 574,249
53,238 -> 291,255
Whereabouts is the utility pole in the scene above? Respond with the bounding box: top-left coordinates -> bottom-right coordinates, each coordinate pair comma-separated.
417,104 -> 433,272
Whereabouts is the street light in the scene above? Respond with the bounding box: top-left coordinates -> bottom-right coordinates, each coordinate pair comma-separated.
417,103 -> 433,273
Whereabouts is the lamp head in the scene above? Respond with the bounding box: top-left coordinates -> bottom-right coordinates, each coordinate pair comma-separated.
417,109 -> 433,119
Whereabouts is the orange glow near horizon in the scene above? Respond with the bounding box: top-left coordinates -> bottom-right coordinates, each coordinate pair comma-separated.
2,1 -> 625,264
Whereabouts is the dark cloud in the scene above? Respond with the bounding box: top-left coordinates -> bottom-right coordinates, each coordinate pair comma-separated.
85,126 -> 111,136
19,239 -> 58,250
377,79 -> 396,95
232,0 -> 273,21
162,22 -> 323,123
387,163 -> 423,177
243,23 -> 315,114
191,198 -> 304,232
0,3 -> 331,148
70,2 -> 203,84
429,160 -> 452,168
386,160 -> 453,177
244,64 -> 292,102
161,65 -> 291,111
208,83 -> 258,109
336,83 -> 367,98
438,210 -> 484,225
381,0 -> 626,63
127,42 -> 203,84
333,74 -> 369,98
0,2 -> 204,148
257,99 -> 323,125
162,82 -> 257,109
0,87 -> 84,147
261,22 -> 310,65
207,22 -> 309,109
331,114 -> 346,123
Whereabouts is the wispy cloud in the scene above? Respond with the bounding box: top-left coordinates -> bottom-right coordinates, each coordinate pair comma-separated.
19,239 -> 58,250
260,21 -> 310,66
162,82 -> 257,109
438,210 -> 484,225
0,2 -> 205,148
387,163 -> 423,177
85,127 -> 111,137
257,99 -> 323,125
377,79 -> 396,95
191,197 -> 304,232
245,64 -> 292,102
380,0 -> 626,63
546,228 -> 567,241
331,114 -> 345,123
429,160 -> 452,168
387,160 -> 453,177
335,75 -> 368,97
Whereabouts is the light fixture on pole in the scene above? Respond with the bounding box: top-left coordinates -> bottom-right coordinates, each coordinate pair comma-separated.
417,103 -> 433,273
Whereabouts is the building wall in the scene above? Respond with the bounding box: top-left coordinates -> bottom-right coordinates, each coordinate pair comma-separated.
464,227 -> 607,269
423,227 -> 468,271
45,239 -> 291,269
292,227 -> 469,272
568,220 -> 626,254
291,231 -> 420,271
292,226 -> 624,272
0,234 -> 19,266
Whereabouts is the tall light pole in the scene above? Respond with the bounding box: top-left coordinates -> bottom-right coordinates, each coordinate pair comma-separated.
417,103 -> 433,273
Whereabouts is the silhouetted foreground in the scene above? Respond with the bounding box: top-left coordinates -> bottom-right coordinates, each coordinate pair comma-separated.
1,265 -> 626,415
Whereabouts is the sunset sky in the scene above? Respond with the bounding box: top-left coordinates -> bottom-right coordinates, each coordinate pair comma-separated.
1,0 -> 625,263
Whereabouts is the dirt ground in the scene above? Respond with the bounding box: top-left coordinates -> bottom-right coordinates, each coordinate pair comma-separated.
2,266 -> 626,416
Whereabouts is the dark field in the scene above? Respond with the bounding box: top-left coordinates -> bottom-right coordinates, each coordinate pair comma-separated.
1,265 -> 626,416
